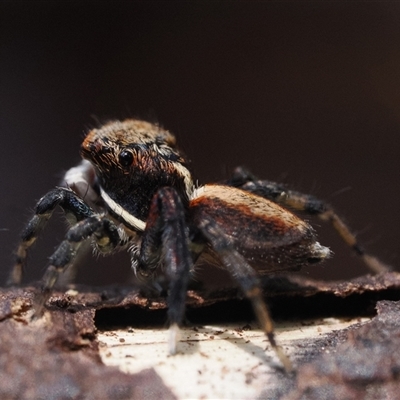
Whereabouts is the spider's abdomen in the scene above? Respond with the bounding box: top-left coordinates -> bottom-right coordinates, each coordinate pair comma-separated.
190,184 -> 330,273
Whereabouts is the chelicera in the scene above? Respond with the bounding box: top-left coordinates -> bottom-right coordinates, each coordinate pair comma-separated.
10,119 -> 391,371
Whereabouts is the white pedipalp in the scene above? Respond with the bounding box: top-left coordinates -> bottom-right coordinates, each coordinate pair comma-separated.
63,160 -> 99,205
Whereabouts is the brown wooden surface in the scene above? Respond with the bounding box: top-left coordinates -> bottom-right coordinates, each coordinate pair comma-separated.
1,272 -> 400,399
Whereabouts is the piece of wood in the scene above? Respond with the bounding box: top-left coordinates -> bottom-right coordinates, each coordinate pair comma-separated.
2,272 -> 400,399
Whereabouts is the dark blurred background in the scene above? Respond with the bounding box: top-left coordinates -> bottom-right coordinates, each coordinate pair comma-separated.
1,1 -> 399,286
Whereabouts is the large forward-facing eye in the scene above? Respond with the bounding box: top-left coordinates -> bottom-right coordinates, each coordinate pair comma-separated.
118,150 -> 134,167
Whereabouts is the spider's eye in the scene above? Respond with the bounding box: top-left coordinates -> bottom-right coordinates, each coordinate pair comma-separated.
118,150 -> 134,167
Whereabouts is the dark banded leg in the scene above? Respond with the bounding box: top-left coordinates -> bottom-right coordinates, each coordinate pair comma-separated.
228,167 -> 391,274
9,187 -> 94,286
198,217 -> 292,372
136,187 -> 193,354
35,215 -> 124,315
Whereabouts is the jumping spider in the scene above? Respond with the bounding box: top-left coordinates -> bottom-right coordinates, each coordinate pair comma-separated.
10,119 -> 390,371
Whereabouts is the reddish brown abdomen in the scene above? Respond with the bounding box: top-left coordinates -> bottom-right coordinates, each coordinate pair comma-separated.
190,185 -> 323,273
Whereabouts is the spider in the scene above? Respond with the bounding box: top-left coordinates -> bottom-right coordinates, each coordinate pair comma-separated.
9,119 -> 391,372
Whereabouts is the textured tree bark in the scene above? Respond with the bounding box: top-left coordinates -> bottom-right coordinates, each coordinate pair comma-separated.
1,272 -> 400,399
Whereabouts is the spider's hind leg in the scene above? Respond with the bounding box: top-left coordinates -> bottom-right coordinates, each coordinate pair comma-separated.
228,166 -> 392,274
198,217 -> 292,372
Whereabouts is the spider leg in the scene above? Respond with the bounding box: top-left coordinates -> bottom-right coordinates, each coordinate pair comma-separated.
136,187 -> 193,355
35,215 -> 125,315
9,187 -> 94,286
198,217 -> 292,372
228,166 -> 391,274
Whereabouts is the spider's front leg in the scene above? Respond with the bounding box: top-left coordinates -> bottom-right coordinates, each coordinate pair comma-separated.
135,187 -> 193,355
35,214 -> 126,315
9,187 -> 94,286
229,166 -> 392,274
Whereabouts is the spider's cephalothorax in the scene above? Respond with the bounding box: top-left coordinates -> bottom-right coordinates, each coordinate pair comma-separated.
81,120 -> 194,226
10,119 -> 391,372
